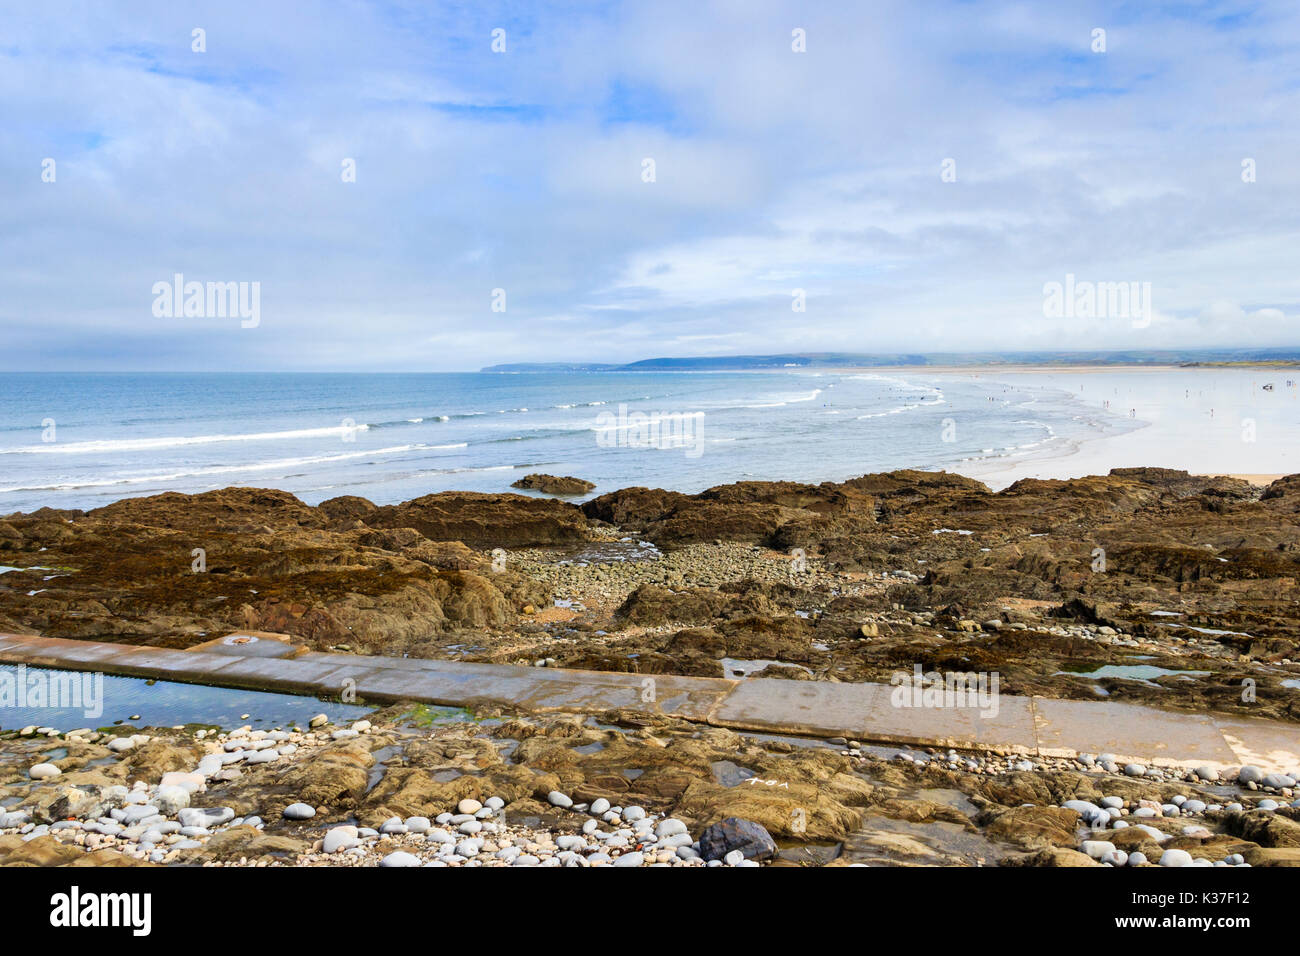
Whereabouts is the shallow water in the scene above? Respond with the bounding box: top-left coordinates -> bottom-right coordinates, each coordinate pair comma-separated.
0,664 -> 374,731
1056,663 -> 1211,688
720,658 -> 813,679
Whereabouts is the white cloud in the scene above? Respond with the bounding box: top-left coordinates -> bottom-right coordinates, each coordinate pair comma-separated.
2,0 -> 1300,370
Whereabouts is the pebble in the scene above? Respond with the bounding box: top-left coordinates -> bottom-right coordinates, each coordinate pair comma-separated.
656,818 -> 688,838
323,826 -> 361,853
1080,840 -> 1116,860
547,791 -> 573,809
1238,765 -> 1265,785
154,787 -> 190,814
283,803 -> 316,820
379,851 -> 422,867
178,807 -> 234,829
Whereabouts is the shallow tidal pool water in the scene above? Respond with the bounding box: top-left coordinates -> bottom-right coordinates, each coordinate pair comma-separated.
0,664 -> 375,732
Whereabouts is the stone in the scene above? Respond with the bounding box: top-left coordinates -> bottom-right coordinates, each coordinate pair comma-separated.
1238,766 -> 1265,785
282,803 -> 316,820
28,763 -> 60,780
547,791 -> 573,809
154,786 -> 190,815
655,818 -> 688,839
379,851 -> 421,867
322,825 -> 360,853
1080,840 -> 1116,860
159,771 -> 206,794
178,807 -> 234,829
1159,849 -> 1194,867
698,817 -> 777,863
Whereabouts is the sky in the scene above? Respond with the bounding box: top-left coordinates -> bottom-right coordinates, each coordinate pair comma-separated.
3,0 -> 1300,371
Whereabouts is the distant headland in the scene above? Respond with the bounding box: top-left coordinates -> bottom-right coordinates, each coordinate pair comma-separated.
481,348 -> 1300,373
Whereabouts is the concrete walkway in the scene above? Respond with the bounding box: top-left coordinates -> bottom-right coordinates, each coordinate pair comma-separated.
1,633 -> 1296,773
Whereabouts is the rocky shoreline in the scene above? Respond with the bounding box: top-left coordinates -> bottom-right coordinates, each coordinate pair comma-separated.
3,707 -> 1299,868
2,466 -> 1300,866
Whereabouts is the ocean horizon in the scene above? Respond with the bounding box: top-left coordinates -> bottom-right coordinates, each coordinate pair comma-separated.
1,365 -> 1294,514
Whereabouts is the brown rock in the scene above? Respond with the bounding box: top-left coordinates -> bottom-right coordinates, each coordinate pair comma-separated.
511,474 -> 596,496
978,805 -> 1080,849
364,491 -> 586,548
193,826 -> 309,862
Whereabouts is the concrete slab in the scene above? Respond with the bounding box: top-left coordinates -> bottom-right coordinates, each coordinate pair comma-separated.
1,633 -> 1297,770
193,656 -> 355,695
1032,697 -> 1238,767
862,689 -> 1038,753
189,631 -> 305,659
1211,714 -> 1300,774
299,651 -> 732,721
711,679 -> 882,739
0,633 -> 35,654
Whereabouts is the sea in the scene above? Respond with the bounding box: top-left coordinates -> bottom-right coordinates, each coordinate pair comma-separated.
0,368 -> 1294,515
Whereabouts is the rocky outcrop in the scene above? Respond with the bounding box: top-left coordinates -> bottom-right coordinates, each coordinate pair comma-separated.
363,492 -> 587,548
0,486 -> 550,650
511,474 -> 596,496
